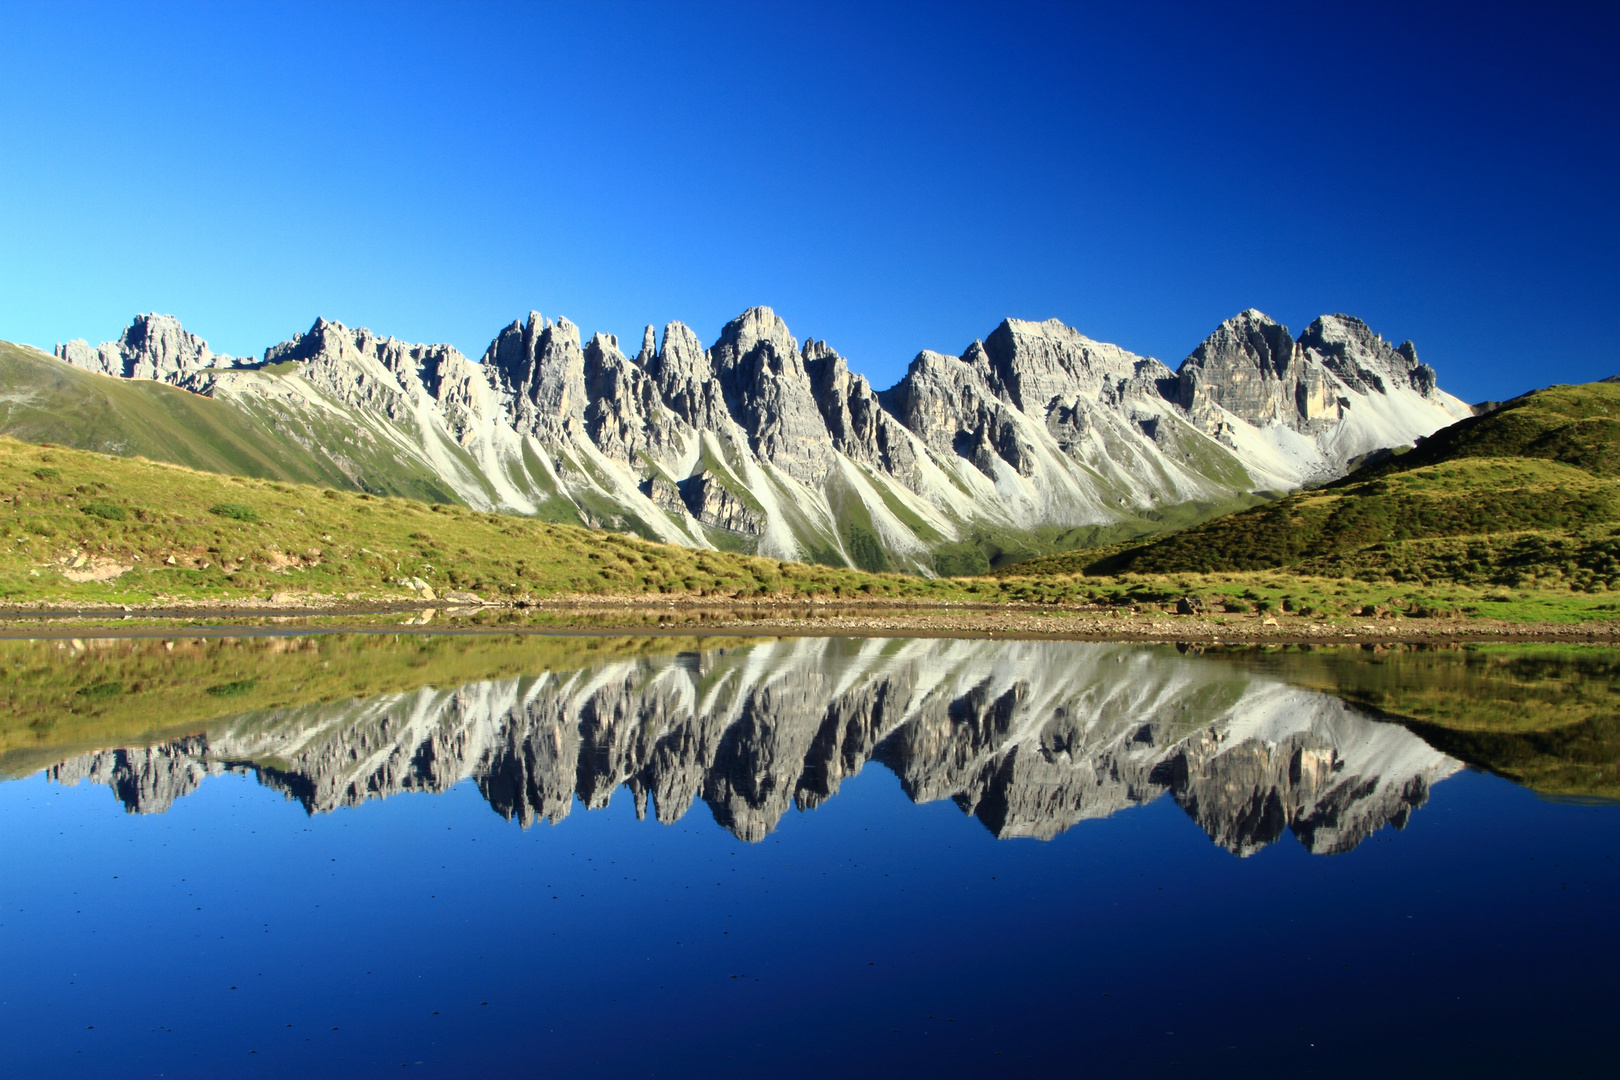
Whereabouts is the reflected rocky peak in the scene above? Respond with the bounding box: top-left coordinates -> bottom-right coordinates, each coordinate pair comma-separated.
44,639 -> 1459,855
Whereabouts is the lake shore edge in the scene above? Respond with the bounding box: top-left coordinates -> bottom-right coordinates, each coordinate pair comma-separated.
1,594 -> 1616,643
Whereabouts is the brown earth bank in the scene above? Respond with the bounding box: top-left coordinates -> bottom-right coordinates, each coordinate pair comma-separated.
0,595 -> 1616,643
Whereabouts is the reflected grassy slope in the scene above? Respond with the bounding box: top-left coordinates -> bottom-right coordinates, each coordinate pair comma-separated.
5,632 -> 1616,801
1214,643 -> 1620,799
0,633 -> 754,777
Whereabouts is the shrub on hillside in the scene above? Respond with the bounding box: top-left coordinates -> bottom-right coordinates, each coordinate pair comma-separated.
79,502 -> 127,521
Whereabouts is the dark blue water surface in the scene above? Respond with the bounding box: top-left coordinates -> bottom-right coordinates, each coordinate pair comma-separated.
1,635 -> 1616,1078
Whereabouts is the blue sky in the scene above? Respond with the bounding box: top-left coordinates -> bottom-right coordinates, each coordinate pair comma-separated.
1,0 -> 1615,402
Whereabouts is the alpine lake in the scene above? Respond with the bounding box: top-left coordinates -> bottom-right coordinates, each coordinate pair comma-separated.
1,629 -> 1615,1078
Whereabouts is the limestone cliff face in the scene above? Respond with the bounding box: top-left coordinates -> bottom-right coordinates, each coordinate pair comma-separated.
710,307 -> 836,486
647,321 -> 729,433
40,640 -> 1460,855
1299,313 -> 1438,398
1177,309 -> 1333,432
804,340 -> 925,489
56,313 -> 236,382
48,302 -> 1471,569
1170,309 -> 1462,486
981,317 -> 1143,413
481,312 -> 587,441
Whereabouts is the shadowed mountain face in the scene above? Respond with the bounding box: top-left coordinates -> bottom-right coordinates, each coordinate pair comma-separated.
43,639 -> 1458,855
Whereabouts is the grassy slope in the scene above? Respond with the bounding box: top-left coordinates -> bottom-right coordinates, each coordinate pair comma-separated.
0,435 -> 1002,606
5,435 -> 1620,622
0,341 -> 359,487
0,341 -> 487,505
1003,381 -> 1620,594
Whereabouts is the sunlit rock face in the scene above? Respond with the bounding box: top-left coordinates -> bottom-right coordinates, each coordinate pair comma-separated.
43,640 -> 1460,856
55,314 -> 235,382
49,302 -> 1470,571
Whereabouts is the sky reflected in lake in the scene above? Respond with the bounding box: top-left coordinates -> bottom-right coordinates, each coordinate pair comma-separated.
1,635 -> 1615,1077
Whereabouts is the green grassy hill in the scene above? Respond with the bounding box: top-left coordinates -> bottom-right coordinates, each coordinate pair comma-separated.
1361,379 -> 1620,479
0,341 -> 479,504
0,435 -> 986,606
1002,381 -> 1620,592
0,341 -> 354,486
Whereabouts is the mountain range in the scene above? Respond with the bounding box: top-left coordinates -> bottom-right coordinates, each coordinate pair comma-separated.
41,637 -> 1458,855
1,305 -> 1468,572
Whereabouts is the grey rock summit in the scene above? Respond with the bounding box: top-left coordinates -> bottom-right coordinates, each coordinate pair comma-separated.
1174,309 -> 1443,438
56,313 -> 235,383
49,302 -> 1470,570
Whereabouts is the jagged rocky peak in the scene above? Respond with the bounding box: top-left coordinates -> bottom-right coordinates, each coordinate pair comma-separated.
1298,313 -> 1438,397
647,320 -> 726,432
710,306 -> 836,485
528,315 -> 586,436
481,310 -> 547,392
261,316 -> 480,416
265,316 -> 470,367
55,312 -> 234,380
804,339 -> 925,484
879,343 -> 1044,480
1174,308 -> 1336,433
981,316 -> 1145,413
878,347 -> 992,436
583,328 -> 660,463
1171,307 -> 1455,440
712,305 -> 799,361
1188,309 -> 1296,380
481,312 -> 588,439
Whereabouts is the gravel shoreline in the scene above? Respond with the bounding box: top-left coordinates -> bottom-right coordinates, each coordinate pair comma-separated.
0,596 -> 1615,643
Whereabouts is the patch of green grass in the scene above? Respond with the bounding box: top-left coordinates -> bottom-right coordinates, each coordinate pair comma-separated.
79,501 -> 127,521
1362,381 -> 1620,479
74,680 -> 124,700
841,520 -> 888,573
933,540 -> 991,577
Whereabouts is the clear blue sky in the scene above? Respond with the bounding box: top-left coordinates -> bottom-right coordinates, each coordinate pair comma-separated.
2,1 -> 1615,402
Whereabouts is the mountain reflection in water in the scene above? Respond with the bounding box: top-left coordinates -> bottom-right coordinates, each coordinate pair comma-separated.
40,637 -> 1463,855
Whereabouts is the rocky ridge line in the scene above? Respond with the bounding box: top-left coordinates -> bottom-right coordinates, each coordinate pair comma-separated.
51,305 -> 1470,569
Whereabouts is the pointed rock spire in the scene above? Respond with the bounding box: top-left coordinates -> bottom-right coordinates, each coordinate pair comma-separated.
709,307 -> 834,485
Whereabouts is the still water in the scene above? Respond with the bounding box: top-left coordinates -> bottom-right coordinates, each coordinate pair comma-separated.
1,634 -> 1616,1077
